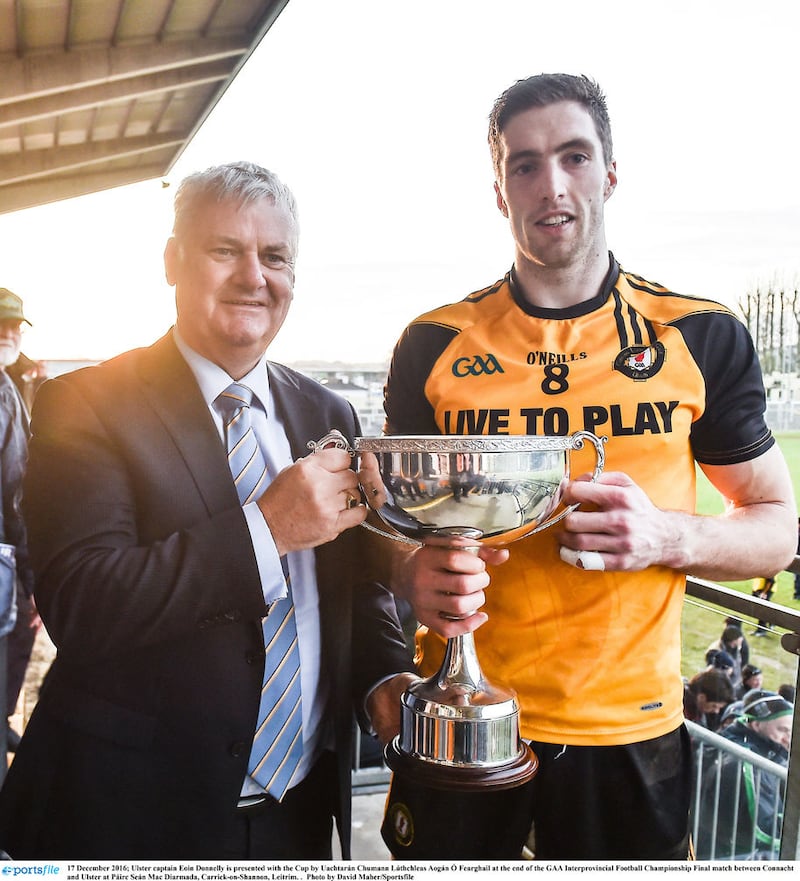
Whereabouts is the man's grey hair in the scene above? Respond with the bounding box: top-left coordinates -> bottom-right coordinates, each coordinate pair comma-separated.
172,161 -> 299,239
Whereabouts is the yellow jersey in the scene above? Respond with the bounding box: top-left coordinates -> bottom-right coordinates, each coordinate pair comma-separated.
384,256 -> 773,745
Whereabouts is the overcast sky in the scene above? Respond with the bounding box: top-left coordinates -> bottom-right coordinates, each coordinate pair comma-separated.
2,0 -> 799,364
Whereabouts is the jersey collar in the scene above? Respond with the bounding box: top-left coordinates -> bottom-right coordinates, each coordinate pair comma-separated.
508,252 -> 620,319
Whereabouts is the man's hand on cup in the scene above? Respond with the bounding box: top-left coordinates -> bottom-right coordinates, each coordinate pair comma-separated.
256,448 -> 366,554
558,471 -> 667,573
396,539 -> 509,637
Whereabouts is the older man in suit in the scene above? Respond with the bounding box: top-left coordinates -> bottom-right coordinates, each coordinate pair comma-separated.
0,162 -> 415,860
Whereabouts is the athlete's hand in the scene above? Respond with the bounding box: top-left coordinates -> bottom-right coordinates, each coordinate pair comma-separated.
393,538 -> 510,637
367,672 -> 421,745
558,472 -> 670,572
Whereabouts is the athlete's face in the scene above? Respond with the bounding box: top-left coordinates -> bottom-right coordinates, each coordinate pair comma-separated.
166,195 -> 297,379
494,101 -> 617,274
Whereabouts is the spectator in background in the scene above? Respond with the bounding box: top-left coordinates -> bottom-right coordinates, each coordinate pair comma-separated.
751,575 -> 776,636
0,289 -> 35,754
736,665 -> 764,701
778,684 -> 796,704
706,649 -> 736,680
684,669 -> 735,732
707,625 -> 746,689
718,700 -> 744,732
724,617 -> 750,668
696,691 -> 793,860
6,353 -> 47,413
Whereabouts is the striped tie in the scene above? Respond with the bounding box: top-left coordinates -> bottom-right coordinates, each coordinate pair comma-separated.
216,383 -> 303,801
217,383 -> 268,506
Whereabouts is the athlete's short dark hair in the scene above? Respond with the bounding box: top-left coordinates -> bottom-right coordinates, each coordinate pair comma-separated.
488,73 -> 613,175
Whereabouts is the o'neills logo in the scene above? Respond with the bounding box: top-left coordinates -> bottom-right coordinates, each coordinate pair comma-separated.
388,801 -> 414,847
613,342 -> 666,380
451,353 -> 505,377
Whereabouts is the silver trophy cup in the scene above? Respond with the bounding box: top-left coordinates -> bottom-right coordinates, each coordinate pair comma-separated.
352,432 -> 607,791
309,430 -> 607,790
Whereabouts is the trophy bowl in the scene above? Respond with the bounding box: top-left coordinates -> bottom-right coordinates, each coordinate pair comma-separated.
352,432 -> 607,791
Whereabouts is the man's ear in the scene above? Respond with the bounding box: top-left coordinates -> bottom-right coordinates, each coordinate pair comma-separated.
604,162 -> 618,201
164,237 -> 178,286
494,181 -> 509,218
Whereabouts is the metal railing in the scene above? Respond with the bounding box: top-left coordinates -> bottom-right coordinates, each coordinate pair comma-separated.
687,720 -> 787,860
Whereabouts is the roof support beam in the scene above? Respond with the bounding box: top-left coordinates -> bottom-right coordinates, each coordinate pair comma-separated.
0,37 -> 248,104
0,58 -> 235,127
0,162 -> 168,213
0,133 -> 186,186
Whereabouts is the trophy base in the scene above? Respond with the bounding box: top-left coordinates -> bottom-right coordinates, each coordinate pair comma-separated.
384,738 -> 538,792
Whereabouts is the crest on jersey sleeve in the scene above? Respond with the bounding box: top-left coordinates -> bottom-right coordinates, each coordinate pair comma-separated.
613,341 -> 666,380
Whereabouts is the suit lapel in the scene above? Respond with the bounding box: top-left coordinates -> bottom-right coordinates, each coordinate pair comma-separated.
268,361 -> 344,607
136,331 -> 236,514
268,362 -> 327,459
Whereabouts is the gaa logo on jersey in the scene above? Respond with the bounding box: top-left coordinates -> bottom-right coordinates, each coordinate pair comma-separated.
613,341 -> 666,381
451,353 -> 505,377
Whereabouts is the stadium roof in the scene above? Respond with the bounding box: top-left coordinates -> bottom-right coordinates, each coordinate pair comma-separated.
0,0 -> 289,215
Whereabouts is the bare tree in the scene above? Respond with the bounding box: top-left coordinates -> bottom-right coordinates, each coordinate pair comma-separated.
738,277 -> 799,376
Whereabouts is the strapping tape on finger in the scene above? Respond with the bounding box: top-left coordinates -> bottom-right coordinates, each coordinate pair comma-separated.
559,547 -> 605,572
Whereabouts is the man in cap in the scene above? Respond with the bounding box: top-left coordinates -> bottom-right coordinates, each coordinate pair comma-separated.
706,649 -> 736,679
736,664 -> 764,701
696,690 -> 793,859
0,289 -> 34,756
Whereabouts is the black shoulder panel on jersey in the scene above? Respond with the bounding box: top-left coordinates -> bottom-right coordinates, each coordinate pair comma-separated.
384,322 -> 458,435
672,311 -> 774,465
466,275 -> 508,304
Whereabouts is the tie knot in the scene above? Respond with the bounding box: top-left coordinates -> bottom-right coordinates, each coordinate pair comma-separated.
216,382 -> 254,418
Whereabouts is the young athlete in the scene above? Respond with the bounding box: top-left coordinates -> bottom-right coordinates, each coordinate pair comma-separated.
376,74 -> 797,860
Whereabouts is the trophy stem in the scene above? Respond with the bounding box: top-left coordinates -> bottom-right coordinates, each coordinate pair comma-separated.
385,623 -> 538,791
438,632 -> 486,693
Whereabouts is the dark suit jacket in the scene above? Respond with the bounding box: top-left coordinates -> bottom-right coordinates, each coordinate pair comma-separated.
0,332 -> 411,859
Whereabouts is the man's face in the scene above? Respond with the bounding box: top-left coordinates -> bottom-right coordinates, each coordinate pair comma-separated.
0,320 -> 23,369
753,716 -> 793,751
745,672 -> 764,690
697,695 -> 727,716
166,195 -> 297,378
494,101 -> 616,273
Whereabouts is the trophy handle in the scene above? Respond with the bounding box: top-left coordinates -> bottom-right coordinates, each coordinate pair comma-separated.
526,430 -> 608,535
307,429 -> 354,455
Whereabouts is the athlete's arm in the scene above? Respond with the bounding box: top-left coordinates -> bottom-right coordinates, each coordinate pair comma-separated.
557,444 -> 796,580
